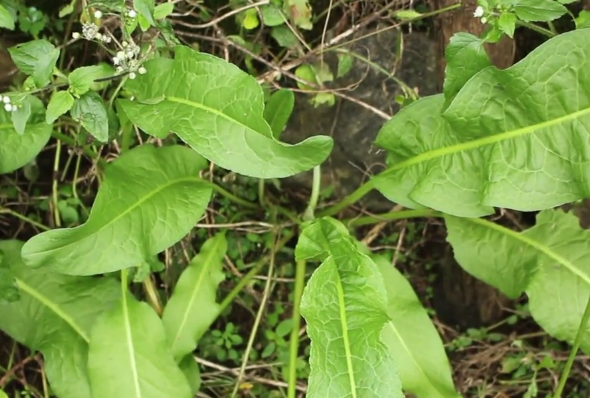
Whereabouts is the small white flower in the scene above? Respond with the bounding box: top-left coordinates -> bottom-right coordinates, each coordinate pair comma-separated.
2,96 -> 10,104
11,104 -> 17,112
113,56 -> 120,65
473,6 -> 484,18
116,50 -> 125,59
94,10 -> 103,19
128,9 -> 137,18
103,36 -> 112,43
129,72 -> 137,80
116,66 -> 124,73
122,41 -> 128,48
481,16 -> 488,24
95,33 -> 103,40
72,32 -> 81,39
138,66 -> 147,75
4,103 -> 12,112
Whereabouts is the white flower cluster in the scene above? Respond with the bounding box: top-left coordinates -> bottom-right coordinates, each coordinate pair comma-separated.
473,5 -> 488,24
0,95 -> 18,112
112,41 -> 147,79
126,8 -> 138,19
73,22 -> 112,43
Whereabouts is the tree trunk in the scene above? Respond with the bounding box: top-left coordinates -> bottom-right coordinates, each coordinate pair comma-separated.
429,0 -> 515,328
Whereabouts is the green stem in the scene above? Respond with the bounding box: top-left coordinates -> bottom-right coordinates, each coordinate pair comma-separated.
316,179 -> 375,218
344,209 -> 440,227
554,294 -> 590,397
206,182 -> 259,209
0,208 -> 50,231
258,179 -> 266,207
51,131 -> 108,169
52,139 -> 62,227
516,20 -> 555,38
287,259 -> 306,398
303,166 -> 321,221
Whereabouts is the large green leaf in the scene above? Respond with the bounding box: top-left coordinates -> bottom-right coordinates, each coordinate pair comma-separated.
87,289 -> 192,398
161,233 -> 227,361
0,240 -> 120,398
374,255 -> 460,398
0,95 -> 52,174
374,29 -> 590,218
21,145 -> 212,276
118,46 -> 333,179
446,210 -> 590,353
296,218 -> 403,398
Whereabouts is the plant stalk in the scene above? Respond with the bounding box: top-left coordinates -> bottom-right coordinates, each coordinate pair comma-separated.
344,209 -> 440,227
554,294 -> 590,397
303,166 -> 321,220
287,259 -> 306,398
316,179 -> 375,218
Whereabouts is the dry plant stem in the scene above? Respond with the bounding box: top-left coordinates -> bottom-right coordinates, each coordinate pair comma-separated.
287,259 -> 306,398
172,0 -> 269,29
195,356 -> 307,393
256,2 -> 462,83
218,230 -> 294,314
230,231 -> 280,398
554,294 -> 590,397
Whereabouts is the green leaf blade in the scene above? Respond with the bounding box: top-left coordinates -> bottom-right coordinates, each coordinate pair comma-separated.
375,256 -> 461,398
0,4 -> 15,29
297,218 -> 403,398
374,30 -> 590,217
514,0 -> 568,22
9,40 -> 59,88
88,292 -> 192,398
161,233 -> 227,361
71,91 -> 109,141
0,240 -> 120,398
119,46 -> 333,179
263,89 -> 294,139
0,96 -> 52,174
446,210 -> 590,354
21,145 -> 213,276
443,33 -> 491,103
69,65 -> 105,96
46,91 -> 75,124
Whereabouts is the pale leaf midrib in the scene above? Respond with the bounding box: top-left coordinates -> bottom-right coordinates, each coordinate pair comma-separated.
382,105 -> 590,175
15,277 -> 89,342
122,290 -> 142,398
166,96 -> 267,138
386,321 -> 449,397
467,217 -> 590,286
171,238 -> 222,350
334,263 -> 358,398
30,176 -> 205,256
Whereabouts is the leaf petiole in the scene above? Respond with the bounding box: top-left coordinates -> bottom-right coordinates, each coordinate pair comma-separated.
553,294 -> 590,397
